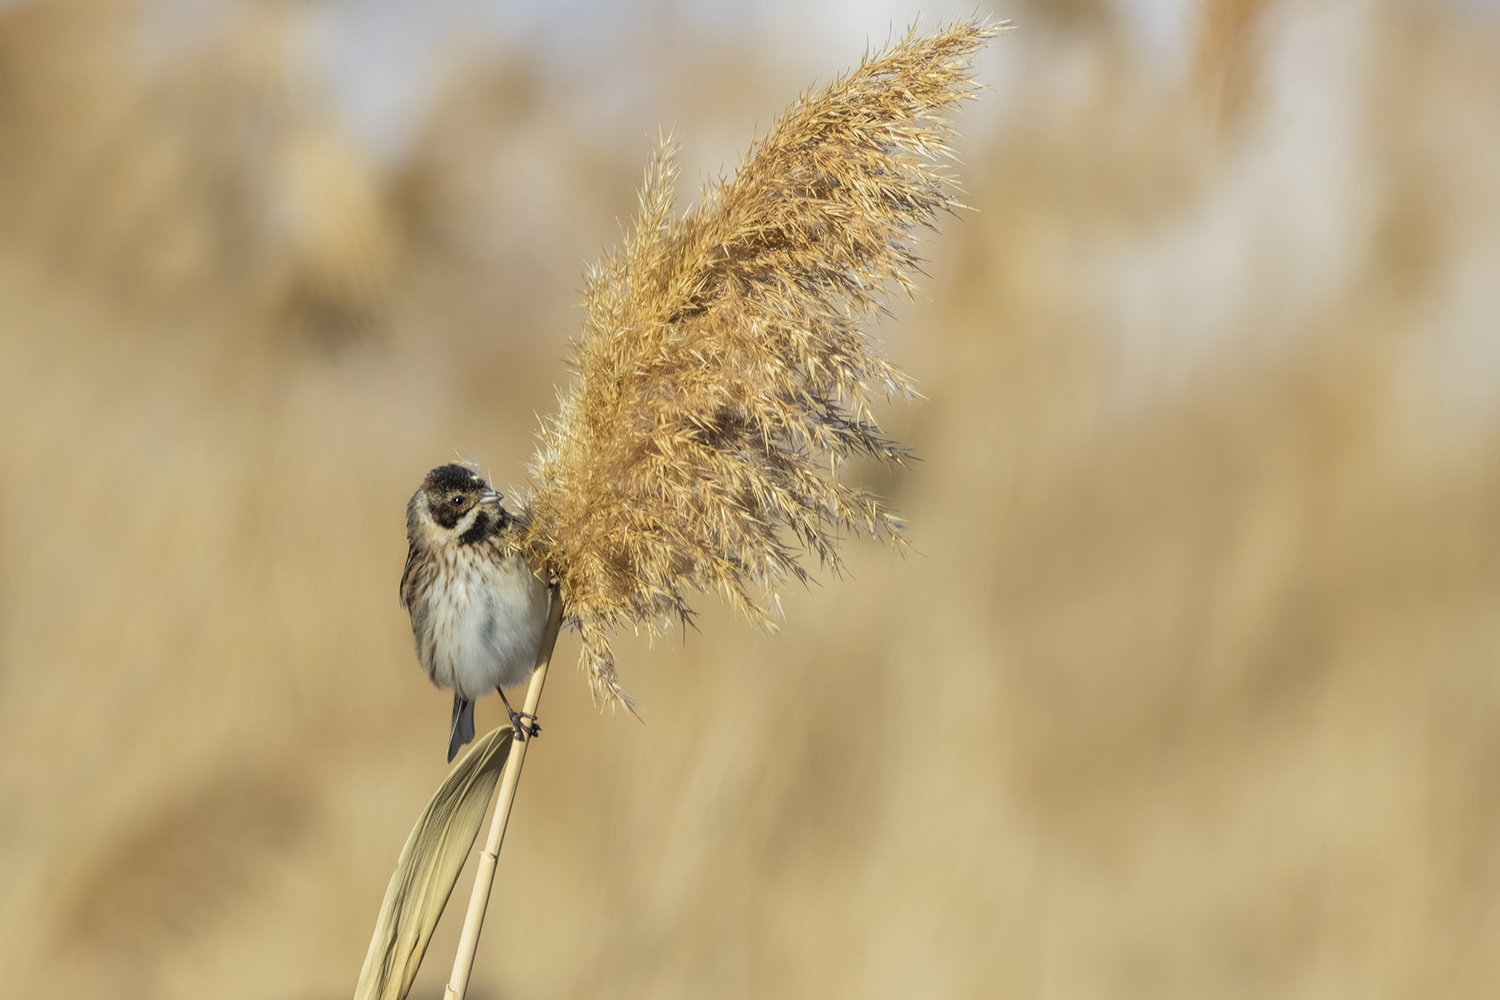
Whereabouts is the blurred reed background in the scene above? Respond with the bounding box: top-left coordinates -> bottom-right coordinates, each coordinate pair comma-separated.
2,0 -> 1499,996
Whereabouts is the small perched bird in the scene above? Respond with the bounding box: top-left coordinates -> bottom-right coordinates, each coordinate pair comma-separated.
401,464 -> 552,762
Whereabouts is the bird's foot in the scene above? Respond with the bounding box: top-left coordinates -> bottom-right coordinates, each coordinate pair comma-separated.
508,708 -> 541,741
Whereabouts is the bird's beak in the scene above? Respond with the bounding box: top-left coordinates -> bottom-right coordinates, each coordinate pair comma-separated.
480,487 -> 502,506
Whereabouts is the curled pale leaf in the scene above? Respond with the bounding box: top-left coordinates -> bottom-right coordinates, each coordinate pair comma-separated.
353,727 -> 514,1000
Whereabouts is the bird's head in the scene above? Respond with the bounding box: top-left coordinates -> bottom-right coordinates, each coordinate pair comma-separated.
408,463 -> 504,541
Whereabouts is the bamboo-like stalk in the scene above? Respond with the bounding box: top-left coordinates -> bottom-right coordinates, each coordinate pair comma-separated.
442,588 -> 564,1000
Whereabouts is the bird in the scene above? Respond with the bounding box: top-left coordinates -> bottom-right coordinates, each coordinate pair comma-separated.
400,463 -> 552,762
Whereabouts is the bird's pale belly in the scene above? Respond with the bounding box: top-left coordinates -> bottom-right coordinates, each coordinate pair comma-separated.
423,553 -> 550,699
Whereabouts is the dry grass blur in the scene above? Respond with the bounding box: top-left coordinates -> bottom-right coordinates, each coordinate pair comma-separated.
2,0 -> 1499,998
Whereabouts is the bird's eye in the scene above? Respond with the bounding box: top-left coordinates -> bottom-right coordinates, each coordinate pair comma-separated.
450,496 -> 464,506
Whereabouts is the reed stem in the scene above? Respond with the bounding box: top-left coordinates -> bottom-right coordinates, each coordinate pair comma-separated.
442,589 -> 563,1000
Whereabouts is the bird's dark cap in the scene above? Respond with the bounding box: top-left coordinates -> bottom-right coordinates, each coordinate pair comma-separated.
424,464 -> 485,492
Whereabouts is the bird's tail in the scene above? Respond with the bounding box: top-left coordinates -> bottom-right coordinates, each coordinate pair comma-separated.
448,695 -> 476,763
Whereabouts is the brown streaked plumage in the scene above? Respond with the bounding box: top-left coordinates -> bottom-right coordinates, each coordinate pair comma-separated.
401,463 -> 551,761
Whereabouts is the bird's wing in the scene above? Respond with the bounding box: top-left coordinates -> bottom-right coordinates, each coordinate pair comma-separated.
399,542 -> 427,612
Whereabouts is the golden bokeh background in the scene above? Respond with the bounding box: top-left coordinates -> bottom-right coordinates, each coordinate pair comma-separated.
3,0 -> 1499,996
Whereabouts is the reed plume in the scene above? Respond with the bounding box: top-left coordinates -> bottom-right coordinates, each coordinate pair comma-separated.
519,19 -> 1002,705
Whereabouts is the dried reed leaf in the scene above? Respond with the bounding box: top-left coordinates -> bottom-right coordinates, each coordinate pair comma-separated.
519,19 -> 1004,704
354,726 -> 514,1000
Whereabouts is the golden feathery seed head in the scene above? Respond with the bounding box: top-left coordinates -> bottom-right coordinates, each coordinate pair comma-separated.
518,19 -> 1004,705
